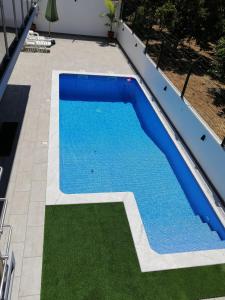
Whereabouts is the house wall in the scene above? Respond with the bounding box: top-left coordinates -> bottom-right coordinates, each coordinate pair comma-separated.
117,21 -> 225,201
35,0 -> 120,37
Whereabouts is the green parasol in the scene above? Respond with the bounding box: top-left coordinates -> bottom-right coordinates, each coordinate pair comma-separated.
45,0 -> 59,36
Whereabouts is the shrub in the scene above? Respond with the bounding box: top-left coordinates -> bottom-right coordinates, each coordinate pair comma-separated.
155,1 -> 177,32
211,37 -> 225,80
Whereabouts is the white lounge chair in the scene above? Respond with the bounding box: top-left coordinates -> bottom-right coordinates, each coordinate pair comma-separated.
27,30 -> 55,45
23,39 -> 50,53
25,38 -> 52,48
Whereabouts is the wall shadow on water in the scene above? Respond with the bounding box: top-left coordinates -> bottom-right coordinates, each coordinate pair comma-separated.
0,84 -> 30,198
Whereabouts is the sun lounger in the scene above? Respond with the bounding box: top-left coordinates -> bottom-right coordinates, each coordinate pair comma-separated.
28,30 -> 56,45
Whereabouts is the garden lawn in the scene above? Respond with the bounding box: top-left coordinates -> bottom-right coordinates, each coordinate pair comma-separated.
41,203 -> 225,300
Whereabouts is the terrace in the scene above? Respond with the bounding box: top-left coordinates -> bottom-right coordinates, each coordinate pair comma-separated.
0,1 -> 225,300
2,34 -> 134,299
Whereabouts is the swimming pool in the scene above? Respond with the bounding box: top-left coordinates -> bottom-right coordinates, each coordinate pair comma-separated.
59,73 -> 225,255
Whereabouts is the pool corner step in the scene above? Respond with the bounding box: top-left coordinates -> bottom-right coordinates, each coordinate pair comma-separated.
147,214 -> 224,254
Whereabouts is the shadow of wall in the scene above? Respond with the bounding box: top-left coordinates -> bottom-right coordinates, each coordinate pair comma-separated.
0,84 -> 30,197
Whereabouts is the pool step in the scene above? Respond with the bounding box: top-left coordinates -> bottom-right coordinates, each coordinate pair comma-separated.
147,215 -> 225,254
143,201 -> 195,220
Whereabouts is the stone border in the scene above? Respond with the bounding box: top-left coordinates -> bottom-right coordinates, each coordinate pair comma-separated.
47,70 -> 225,272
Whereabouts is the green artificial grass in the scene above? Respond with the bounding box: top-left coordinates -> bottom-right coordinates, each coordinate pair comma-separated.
41,203 -> 225,300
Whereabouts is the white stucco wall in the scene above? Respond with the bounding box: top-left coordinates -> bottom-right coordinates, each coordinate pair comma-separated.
34,0 -> 119,37
117,21 -> 225,201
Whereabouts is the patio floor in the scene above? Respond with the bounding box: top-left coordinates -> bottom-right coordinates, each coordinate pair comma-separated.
0,30 -> 17,63
1,35 -> 133,300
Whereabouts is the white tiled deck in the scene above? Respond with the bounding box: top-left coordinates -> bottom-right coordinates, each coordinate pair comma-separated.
2,35 -> 133,300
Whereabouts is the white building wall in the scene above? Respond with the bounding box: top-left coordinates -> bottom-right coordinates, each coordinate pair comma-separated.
34,0 -> 116,37
117,21 -> 225,200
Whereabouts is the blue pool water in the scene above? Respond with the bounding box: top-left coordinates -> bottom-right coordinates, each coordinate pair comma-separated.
59,74 -> 225,254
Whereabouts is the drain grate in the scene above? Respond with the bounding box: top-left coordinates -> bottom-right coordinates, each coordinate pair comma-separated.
0,122 -> 18,156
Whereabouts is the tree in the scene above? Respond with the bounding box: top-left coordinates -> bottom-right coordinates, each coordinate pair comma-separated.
172,0 -> 225,48
212,37 -> 225,80
123,0 -> 165,37
203,0 -> 225,42
155,1 -> 177,32
122,0 -> 225,49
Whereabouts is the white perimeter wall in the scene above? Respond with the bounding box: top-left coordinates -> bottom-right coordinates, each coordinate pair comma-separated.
117,21 -> 225,200
34,0 -> 120,37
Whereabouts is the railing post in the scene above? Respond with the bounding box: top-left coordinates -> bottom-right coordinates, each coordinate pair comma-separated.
181,58 -> 200,99
20,0 -> 25,26
0,0 -> 10,58
132,10 -> 137,33
221,137 -> 225,148
12,0 -> 19,40
144,37 -> 149,54
119,0 -> 124,20
156,41 -> 164,69
26,0 -> 29,14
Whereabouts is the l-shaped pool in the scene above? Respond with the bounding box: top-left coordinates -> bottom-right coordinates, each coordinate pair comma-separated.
59,73 -> 225,254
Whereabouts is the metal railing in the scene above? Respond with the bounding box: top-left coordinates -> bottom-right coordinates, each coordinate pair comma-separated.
0,226 -> 15,300
0,0 -> 36,74
0,198 -> 7,234
120,0 -> 225,143
0,169 -> 15,300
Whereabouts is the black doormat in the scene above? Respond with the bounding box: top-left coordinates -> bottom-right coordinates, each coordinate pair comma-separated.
0,122 -> 18,156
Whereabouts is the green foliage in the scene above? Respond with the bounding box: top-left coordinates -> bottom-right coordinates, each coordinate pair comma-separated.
104,0 -> 116,16
123,0 -> 225,48
100,0 -> 118,31
132,5 -> 147,37
172,0 -> 225,47
123,0 -> 225,82
216,37 -> 225,64
155,1 -> 177,32
212,37 -> 225,80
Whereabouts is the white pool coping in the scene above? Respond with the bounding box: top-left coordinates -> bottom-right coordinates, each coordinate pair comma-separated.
47,70 -> 225,272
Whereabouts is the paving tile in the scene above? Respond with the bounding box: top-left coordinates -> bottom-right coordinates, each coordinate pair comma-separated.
34,145 -> 48,164
15,172 -> 32,192
6,177 -> 16,200
19,295 -> 40,300
5,181 -> 16,222
22,122 -> 38,142
10,191 -> 30,215
17,142 -> 35,173
37,113 -> 50,142
9,161 -> 19,183
27,202 -> 45,227
24,110 -> 40,131
202,298 -> 225,300
11,242 -> 25,277
19,257 -> 42,297
30,181 -> 46,202
31,163 -> 47,181
24,226 -> 44,258
17,155 -> 34,173
9,215 -> 27,243
11,276 -> 20,300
